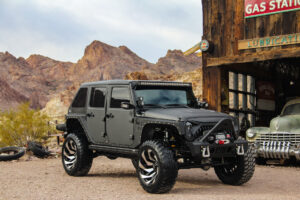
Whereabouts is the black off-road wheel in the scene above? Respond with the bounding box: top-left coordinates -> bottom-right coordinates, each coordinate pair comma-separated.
214,145 -> 255,185
62,133 -> 93,176
136,140 -> 178,194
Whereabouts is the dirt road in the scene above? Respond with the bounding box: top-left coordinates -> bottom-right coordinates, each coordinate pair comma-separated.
0,157 -> 300,200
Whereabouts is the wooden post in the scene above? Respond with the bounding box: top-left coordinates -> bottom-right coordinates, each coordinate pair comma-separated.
203,66 -> 222,112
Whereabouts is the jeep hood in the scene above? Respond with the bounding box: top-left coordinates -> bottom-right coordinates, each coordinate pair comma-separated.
270,115 -> 300,133
143,108 -> 232,122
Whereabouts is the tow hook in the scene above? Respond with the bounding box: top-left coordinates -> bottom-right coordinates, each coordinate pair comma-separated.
236,144 -> 245,155
202,146 -> 210,158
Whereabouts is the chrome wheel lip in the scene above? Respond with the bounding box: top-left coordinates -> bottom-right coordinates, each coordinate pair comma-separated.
138,148 -> 159,185
63,139 -> 77,170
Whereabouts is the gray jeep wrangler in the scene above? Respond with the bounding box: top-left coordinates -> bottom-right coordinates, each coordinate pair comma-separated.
57,80 -> 255,193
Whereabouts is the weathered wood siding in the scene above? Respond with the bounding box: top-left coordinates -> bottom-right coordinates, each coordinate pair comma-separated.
202,0 -> 300,65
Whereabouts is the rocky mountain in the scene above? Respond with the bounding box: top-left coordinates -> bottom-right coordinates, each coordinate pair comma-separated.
0,79 -> 29,110
126,50 -> 202,80
0,40 -> 202,120
125,67 -> 203,100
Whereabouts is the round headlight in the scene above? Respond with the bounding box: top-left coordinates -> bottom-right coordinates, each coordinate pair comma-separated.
185,122 -> 192,130
246,130 -> 256,138
185,122 -> 194,141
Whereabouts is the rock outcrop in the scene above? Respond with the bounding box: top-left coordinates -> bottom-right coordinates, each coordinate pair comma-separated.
0,40 -> 202,119
0,79 -> 29,110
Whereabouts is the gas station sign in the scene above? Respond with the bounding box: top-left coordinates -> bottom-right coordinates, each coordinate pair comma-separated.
245,0 -> 300,18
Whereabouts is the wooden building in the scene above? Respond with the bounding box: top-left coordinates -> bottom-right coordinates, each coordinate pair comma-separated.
201,0 -> 300,131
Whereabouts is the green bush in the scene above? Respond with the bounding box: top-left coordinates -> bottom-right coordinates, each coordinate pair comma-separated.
0,103 -> 54,147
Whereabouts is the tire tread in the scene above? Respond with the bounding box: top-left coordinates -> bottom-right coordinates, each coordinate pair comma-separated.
137,140 -> 178,194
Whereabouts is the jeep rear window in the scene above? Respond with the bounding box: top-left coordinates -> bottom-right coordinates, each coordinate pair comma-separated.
110,87 -> 130,108
282,103 -> 300,116
72,88 -> 87,108
90,88 -> 106,108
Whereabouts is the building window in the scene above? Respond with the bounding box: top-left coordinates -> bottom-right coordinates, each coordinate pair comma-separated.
229,72 -> 256,128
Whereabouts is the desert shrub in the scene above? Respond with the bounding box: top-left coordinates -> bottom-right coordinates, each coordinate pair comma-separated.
0,103 -> 54,147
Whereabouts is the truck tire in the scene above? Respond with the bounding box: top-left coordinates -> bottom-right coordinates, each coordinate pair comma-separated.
131,158 -> 138,169
214,145 -> 255,185
62,133 -> 93,176
0,147 -> 25,161
27,141 -> 50,158
136,140 -> 178,193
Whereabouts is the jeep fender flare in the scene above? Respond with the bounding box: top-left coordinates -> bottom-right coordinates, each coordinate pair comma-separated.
139,122 -> 181,144
65,117 -> 92,142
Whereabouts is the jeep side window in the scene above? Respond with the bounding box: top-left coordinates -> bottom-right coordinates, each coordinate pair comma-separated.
72,88 -> 88,108
90,88 -> 106,108
110,87 -> 130,108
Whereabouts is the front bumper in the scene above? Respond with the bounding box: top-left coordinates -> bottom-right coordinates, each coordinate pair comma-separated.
255,141 -> 300,160
186,139 -> 248,159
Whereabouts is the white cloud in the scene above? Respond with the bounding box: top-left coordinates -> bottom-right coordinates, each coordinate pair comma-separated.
0,0 -> 203,62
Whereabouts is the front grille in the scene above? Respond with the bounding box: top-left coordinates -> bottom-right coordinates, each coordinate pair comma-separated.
256,132 -> 300,147
201,124 -> 215,132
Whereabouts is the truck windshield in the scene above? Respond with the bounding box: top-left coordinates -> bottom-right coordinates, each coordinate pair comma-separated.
135,87 -> 197,107
282,103 -> 300,116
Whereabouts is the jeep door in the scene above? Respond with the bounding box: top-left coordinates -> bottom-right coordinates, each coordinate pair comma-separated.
106,86 -> 134,146
86,87 -> 107,144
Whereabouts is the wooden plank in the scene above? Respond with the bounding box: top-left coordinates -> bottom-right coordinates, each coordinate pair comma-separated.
203,66 -> 222,111
219,0 -> 226,57
211,0 -> 220,57
207,46 -> 300,67
255,16 -> 266,53
234,0 -> 244,55
243,16 -> 257,55
238,33 -> 300,50
201,0 -> 210,70
297,10 -> 300,32
202,0 -> 208,37
282,12 -> 297,50
225,0 -> 234,56
206,0 -> 212,41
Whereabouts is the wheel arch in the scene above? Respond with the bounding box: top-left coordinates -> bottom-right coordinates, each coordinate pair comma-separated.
65,118 -> 90,142
140,123 -> 180,144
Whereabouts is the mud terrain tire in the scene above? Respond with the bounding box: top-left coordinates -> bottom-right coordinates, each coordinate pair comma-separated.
136,140 -> 178,193
28,141 -> 50,158
214,145 -> 255,185
62,133 -> 93,176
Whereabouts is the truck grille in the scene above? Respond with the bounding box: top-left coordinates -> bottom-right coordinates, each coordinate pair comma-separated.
201,124 -> 215,132
256,132 -> 300,147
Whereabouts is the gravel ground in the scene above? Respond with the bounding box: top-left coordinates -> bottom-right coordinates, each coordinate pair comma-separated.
0,157 -> 300,200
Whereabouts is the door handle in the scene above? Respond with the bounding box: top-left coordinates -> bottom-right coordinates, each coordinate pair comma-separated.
106,113 -> 114,118
86,112 -> 95,117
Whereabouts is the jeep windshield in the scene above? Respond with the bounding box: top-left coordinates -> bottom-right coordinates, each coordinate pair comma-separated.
282,103 -> 300,116
134,86 -> 197,108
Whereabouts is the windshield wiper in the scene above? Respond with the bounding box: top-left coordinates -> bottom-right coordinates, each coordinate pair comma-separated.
144,104 -> 166,109
165,104 -> 189,108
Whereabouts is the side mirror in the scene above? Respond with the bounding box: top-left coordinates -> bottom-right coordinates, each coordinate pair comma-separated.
198,101 -> 208,109
137,96 -> 144,108
121,102 -> 134,109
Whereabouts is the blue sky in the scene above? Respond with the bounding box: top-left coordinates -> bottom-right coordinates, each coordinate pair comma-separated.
0,0 -> 203,63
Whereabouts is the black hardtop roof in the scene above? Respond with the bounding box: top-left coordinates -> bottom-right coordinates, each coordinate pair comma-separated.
81,80 -> 192,87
